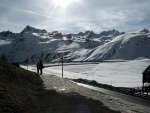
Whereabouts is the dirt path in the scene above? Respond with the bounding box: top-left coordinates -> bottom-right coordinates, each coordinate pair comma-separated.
40,74 -> 150,113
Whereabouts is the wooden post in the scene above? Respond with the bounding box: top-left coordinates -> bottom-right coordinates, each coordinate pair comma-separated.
27,58 -> 28,70
142,82 -> 144,93
62,57 -> 63,78
139,87 -> 141,96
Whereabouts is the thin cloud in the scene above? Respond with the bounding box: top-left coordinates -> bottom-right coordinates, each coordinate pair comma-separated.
0,4 -> 64,22
0,0 -> 150,33
14,8 -> 64,22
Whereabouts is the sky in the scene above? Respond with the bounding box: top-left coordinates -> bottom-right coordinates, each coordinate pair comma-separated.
0,0 -> 150,33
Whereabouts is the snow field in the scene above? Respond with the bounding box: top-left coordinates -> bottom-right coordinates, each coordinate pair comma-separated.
21,59 -> 150,88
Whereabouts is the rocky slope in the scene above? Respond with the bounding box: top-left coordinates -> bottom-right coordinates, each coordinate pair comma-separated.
84,30 -> 150,61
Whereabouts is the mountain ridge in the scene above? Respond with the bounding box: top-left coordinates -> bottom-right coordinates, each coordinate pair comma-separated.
0,26 -> 150,62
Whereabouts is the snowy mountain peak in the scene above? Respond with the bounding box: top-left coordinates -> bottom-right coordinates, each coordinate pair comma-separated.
84,31 -> 150,61
77,29 -> 123,39
20,25 -> 47,35
140,28 -> 149,33
99,29 -> 123,37
0,26 -> 150,62
0,31 -> 14,37
85,30 -> 94,34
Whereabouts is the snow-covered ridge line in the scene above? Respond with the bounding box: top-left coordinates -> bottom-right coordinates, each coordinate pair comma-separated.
0,25 -> 150,62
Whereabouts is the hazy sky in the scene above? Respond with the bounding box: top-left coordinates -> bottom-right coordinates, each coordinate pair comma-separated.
0,0 -> 150,33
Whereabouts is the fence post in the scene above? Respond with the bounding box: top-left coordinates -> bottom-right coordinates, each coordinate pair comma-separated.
61,57 -> 63,78
27,58 -> 28,70
139,88 -> 141,96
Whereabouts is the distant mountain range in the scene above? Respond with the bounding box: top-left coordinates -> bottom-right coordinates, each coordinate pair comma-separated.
0,25 -> 150,63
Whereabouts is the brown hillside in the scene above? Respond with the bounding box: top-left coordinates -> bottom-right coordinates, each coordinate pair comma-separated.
0,59 -> 120,113
0,59 -> 44,113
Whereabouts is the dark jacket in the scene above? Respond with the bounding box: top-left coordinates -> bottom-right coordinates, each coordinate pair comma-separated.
36,61 -> 43,69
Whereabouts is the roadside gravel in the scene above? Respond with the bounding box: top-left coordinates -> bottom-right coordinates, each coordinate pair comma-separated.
40,74 -> 150,113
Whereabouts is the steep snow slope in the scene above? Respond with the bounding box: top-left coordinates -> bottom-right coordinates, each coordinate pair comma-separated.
85,31 -> 150,61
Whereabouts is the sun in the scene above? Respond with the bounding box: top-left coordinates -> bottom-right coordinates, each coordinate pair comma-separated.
53,0 -> 73,9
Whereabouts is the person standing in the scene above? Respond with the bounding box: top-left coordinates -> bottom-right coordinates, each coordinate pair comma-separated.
36,61 -> 44,75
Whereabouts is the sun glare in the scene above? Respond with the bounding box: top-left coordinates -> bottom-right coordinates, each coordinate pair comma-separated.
53,0 -> 73,9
